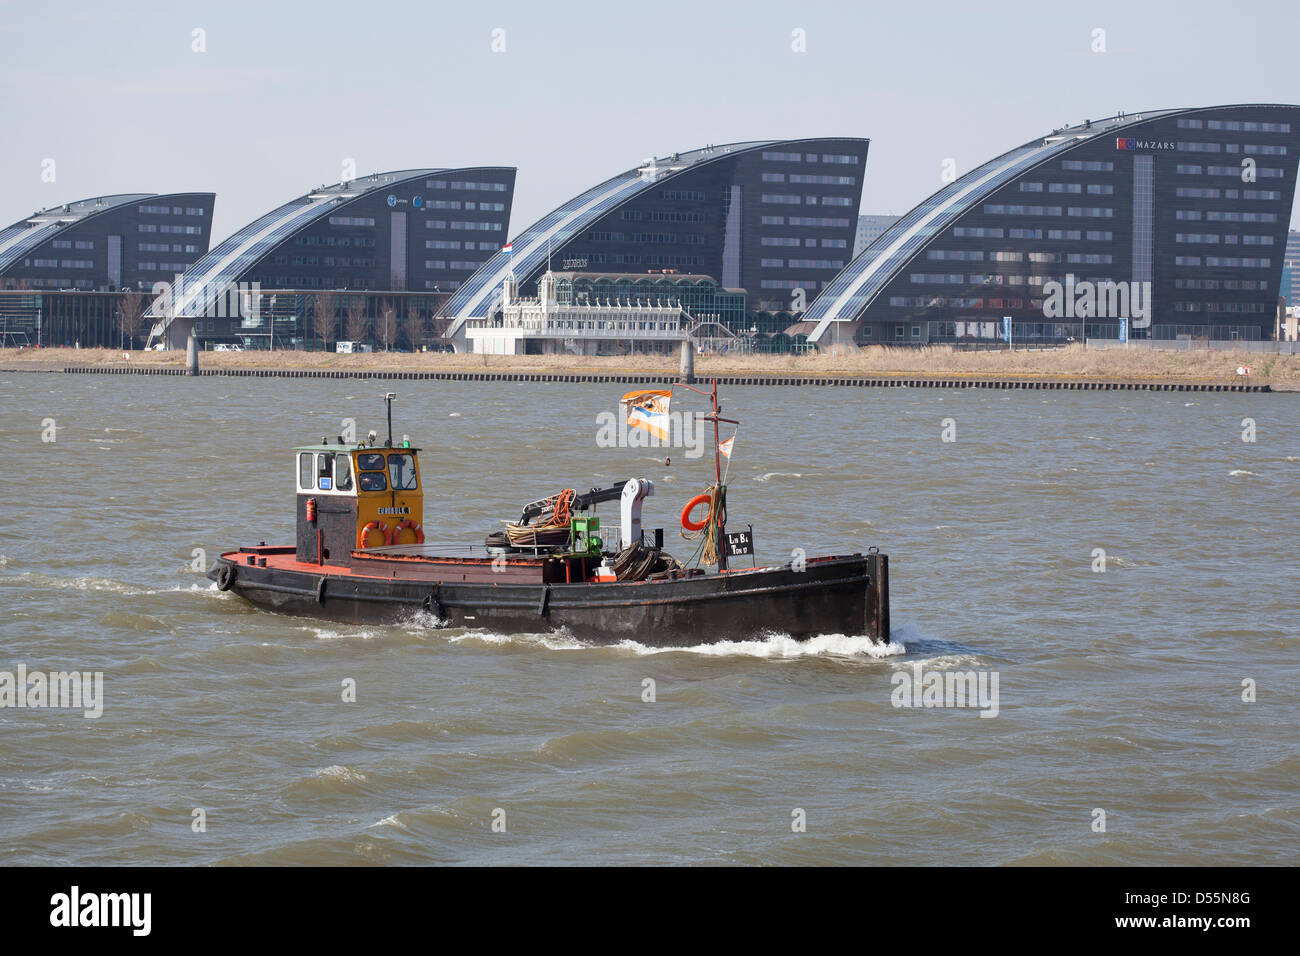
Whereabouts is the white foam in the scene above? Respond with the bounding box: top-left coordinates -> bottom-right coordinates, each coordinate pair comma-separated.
893,652 -> 987,670
404,619 -> 902,658
1229,469 -> 1259,477
0,571 -> 147,595
753,472 -> 804,482
613,632 -> 905,659
306,626 -> 383,641
315,765 -> 366,783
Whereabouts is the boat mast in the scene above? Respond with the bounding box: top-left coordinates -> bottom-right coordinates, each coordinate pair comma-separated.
674,378 -> 738,571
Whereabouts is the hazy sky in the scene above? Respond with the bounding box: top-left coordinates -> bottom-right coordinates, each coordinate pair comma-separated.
2,0 -> 1297,243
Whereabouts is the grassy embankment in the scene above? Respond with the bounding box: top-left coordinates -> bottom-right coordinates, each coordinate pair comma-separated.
2,344 -> 1296,387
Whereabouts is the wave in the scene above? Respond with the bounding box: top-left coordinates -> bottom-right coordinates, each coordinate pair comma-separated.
399,614 -> 903,659
1228,469 -> 1259,477
611,631 -> 903,659
315,765 -> 367,784
305,625 -> 386,641
0,571 -> 153,596
753,472 -> 804,482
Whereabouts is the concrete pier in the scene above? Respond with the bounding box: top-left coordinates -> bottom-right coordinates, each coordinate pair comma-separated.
679,339 -> 695,384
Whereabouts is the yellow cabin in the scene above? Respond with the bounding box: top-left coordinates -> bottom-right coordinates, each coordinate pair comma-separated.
294,441 -> 424,566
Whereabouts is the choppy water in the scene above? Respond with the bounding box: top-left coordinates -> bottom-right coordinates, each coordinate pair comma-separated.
0,374 -> 1296,865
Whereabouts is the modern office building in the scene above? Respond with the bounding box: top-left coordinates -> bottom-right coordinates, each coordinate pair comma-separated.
440,138 -> 868,351
854,214 -> 900,257
146,167 -> 515,346
805,105 -> 1300,346
0,193 -> 215,292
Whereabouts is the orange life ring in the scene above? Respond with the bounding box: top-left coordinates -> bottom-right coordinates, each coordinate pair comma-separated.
681,493 -> 712,531
358,521 -> 390,549
390,519 -> 424,545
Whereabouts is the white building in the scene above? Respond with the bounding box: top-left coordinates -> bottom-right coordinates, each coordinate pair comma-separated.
463,271 -> 688,355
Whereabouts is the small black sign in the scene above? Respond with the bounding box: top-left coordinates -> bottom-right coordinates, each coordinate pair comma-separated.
724,529 -> 754,557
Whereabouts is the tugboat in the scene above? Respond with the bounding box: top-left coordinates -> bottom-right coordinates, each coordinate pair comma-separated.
209,386 -> 890,646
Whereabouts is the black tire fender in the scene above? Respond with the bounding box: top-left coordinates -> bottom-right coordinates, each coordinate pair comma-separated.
422,591 -> 444,620
216,563 -> 236,591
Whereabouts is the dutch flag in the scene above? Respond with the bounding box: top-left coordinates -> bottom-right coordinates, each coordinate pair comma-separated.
502,242 -> 513,254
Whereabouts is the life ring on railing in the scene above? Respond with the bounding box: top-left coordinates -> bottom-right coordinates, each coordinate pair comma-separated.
358,521 -> 390,549
681,493 -> 712,531
390,519 -> 424,545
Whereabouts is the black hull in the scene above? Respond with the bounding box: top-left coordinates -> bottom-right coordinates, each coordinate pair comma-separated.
209,553 -> 889,646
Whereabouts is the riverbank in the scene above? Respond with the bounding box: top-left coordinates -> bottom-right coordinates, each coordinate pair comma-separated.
2,344 -> 1294,389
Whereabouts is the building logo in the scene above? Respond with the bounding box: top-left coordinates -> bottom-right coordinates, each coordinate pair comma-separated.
386,194 -> 397,207
412,195 -> 423,209
1116,137 -> 1175,151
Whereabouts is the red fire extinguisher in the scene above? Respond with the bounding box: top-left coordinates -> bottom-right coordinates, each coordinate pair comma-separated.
305,497 -> 317,522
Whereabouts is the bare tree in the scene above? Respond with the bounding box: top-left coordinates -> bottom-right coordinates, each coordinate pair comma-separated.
344,294 -> 369,346
311,292 -> 336,351
401,303 -> 421,351
117,288 -> 143,350
378,298 -> 397,351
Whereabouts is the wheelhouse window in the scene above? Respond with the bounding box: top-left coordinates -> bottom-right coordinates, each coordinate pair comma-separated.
316,453 -> 334,491
298,453 -> 313,492
357,453 -> 385,472
358,471 -> 387,492
387,453 -> 418,490
334,454 -> 353,492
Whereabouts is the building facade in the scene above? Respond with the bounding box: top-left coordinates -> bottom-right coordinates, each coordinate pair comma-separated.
440,138 -> 868,350
805,105 -> 1300,346
1283,229 -> 1300,305
854,214 -> 900,257
0,193 -> 215,292
146,168 -> 514,346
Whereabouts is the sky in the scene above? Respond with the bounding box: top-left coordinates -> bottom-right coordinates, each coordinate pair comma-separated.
1,0 -> 1297,244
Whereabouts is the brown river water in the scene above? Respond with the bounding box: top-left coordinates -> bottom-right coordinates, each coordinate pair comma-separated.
0,374 -> 1296,865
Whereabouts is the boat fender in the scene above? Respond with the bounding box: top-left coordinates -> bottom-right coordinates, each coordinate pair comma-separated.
681,493 -> 712,531
391,519 -> 424,545
315,576 -> 327,605
358,521 -> 389,549
216,563 -> 236,591
422,591 -> 445,621
538,584 -> 551,617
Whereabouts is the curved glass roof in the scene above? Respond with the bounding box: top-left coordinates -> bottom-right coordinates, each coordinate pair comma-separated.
441,142 -> 778,338
0,194 -> 152,274
804,110 -> 1183,341
146,169 -> 442,327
